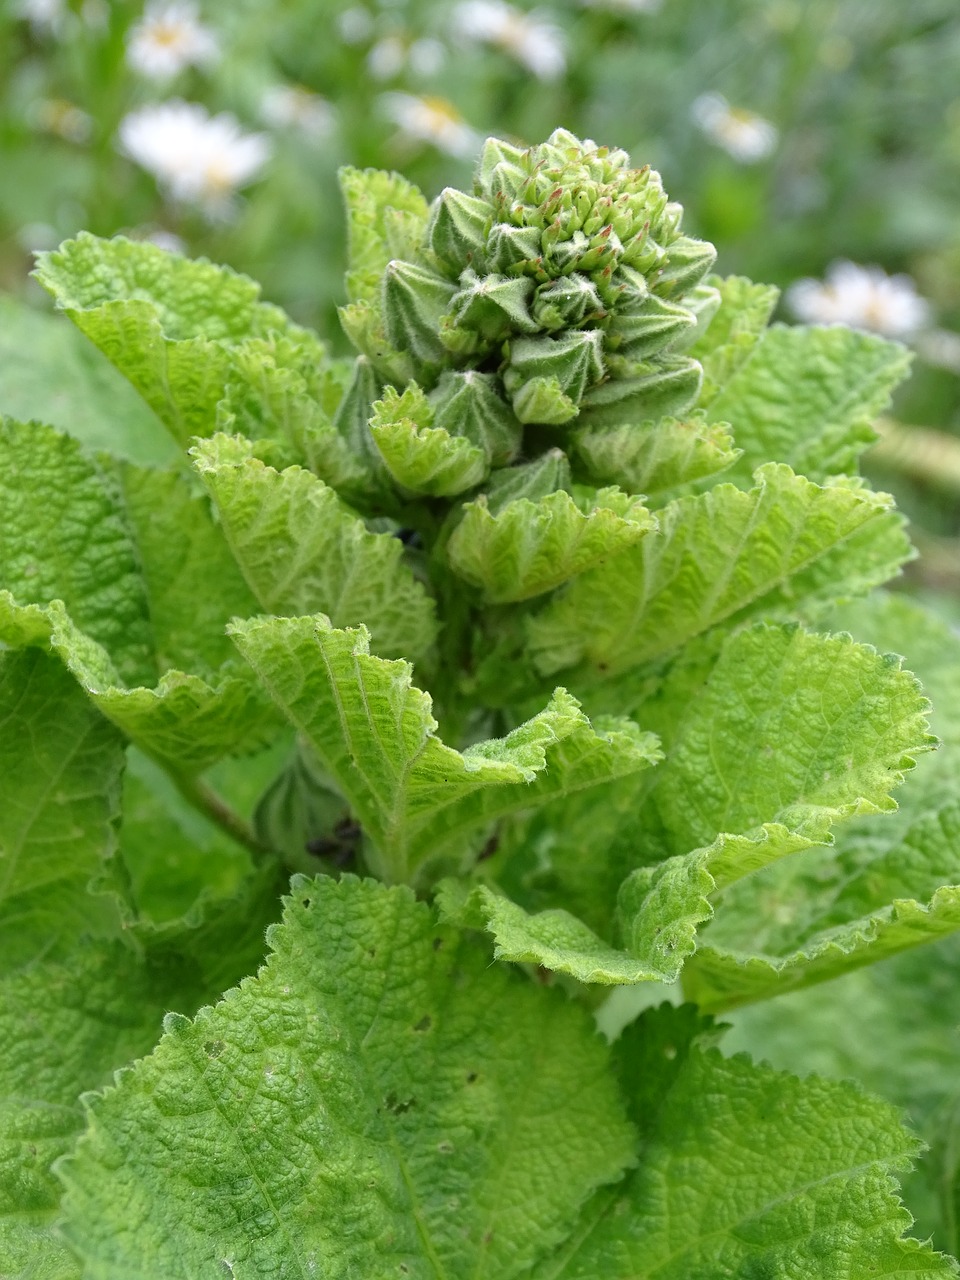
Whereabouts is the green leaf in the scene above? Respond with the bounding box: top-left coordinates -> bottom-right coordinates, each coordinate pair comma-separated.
0,294 -> 175,466
572,414 -> 739,502
340,166 -> 429,304
707,324 -> 912,484
533,1004 -> 956,1279
59,876 -> 635,1280
527,463 -> 912,679
616,624 -> 932,982
230,615 -> 659,885
688,274 -> 778,408
0,648 -> 125,970
34,234 -> 312,445
447,488 -> 655,604
191,433 -> 437,662
0,421 -> 274,771
371,416 -> 489,497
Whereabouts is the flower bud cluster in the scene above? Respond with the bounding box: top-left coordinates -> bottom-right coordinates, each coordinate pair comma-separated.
375,129 -> 717,431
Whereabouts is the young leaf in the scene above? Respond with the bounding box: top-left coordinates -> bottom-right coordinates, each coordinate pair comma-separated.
572,414 -> 740,502
34,234 -> 318,445
687,274 -> 779,408
707,324 -> 912,484
446,488 -> 655,603
230,615 -> 660,884
59,876 -> 635,1280
191,433 -> 437,662
527,464 -> 912,679
340,166 -> 429,304
532,1004 -> 956,1279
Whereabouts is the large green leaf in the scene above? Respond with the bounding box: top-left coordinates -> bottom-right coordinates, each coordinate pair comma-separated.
616,624 -> 932,982
0,420 -> 275,771
533,1005 -> 956,1279
230,614 -> 660,885
59,876 -> 635,1280
191,433 -> 437,662
707,324 -> 911,484
0,649 -> 125,971
340,166 -> 429,304
527,464 -> 911,679
34,234 -> 321,445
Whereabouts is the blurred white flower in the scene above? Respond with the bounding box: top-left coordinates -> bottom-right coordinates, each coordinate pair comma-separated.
580,0 -> 661,10
119,101 -> 272,217
787,261 -> 932,339
17,222 -> 60,254
140,227 -> 186,254
452,0 -> 566,81
338,5 -> 375,43
17,0 -> 66,35
33,98 -> 93,143
368,34 -> 446,79
913,327 -> 960,374
261,85 -> 335,139
126,1 -> 219,80
380,93 -> 480,157
691,92 -> 777,163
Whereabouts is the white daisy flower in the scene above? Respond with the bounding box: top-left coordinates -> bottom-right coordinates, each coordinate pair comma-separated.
691,92 -> 777,164
452,0 -> 566,81
33,98 -> 93,143
126,1 -> 219,80
367,34 -> 447,80
337,6 -> 375,43
141,227 -> 186,254
119,101 -> 272,217
786,260 -> 932,339
380,93 -> 480,158
260,85 -> 335,139
17,0 -> 66,35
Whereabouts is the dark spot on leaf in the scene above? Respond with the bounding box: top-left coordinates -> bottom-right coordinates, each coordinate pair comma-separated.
204,1040 -> 225,1059
302,898 -> 311,908
432,937 -> 444,951
478,832 -> 499,861
414,1015 -> 432,1032
437,1140 -> 454,1154
466,1071 -> 478,1084
394,527 -> 423,549
385,1091 -> 415,1115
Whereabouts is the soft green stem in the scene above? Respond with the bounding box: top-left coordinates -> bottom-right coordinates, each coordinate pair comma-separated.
871,417 -> 960,494
170,770 -> 272,862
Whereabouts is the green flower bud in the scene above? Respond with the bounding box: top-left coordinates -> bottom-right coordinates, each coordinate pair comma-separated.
382,259 -> 457,376
653,235 -> 717,297
338,299 -> 415,387
504,330 -> 605,410
429,370 -> 522,467
484,448 -> 572,513
532,275 -> 603,331
427,188 -> 491,277
443,270 -> 538,346
579,357 -> 703,425
605,293 -> 697,359
485,223 -> 543,275
509,376 -> 579,426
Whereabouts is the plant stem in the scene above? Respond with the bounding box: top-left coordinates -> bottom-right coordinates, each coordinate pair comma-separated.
871,417 -> 960,495
170,770 -> 272,862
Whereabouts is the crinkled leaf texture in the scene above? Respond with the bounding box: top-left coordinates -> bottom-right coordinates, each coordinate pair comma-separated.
0,419 -> 276,771
58,876 -> 635,1280
532,1005 -> 956,1279
444,623 -> 932,987
527,463 -> 912,680
230,614 -> 660,885
191,433 -> 437,663
707,323 -> 911,485
34,234 -> 322,447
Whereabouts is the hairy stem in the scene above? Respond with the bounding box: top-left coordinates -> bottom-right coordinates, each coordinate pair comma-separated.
170,770 -> 273,862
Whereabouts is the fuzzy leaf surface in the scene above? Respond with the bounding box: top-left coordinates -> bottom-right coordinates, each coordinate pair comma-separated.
447,488 -> 655,603
528,463 -> 911,679
340,166 -> 429,304
34,234 -> 313,444
192,434 -> 437,662
59,876 -> 635,1280
572,414 -> 739,502
708,324 -> 911,484
230,615 -> 659,884
688,274 -> 779,408
533,1005 -> 955,1279
617,624 -> 932,982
